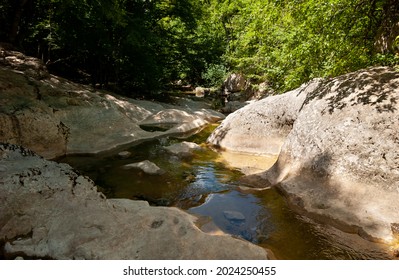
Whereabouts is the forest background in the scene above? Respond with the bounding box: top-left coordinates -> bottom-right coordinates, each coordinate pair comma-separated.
1,0 -> 398,95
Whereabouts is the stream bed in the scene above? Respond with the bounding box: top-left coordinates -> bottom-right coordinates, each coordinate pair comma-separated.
58,126 -> 391,259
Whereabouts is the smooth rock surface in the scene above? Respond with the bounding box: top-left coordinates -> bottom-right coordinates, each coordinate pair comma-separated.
209,67 -> 399,243
208,79 -> 323,155
165,142 -> 203,157
0,143 -> 269,260
123,160 -> 164,175
223,211 -> 246,221
0,48 -> 224,159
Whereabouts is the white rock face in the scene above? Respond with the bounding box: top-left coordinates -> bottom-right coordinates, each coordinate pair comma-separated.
0,48 -> 224,159
209,67 -> 399,244
0,144 -> 269,260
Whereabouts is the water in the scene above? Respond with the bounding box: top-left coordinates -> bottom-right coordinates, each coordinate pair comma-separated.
58,126 -> 391,259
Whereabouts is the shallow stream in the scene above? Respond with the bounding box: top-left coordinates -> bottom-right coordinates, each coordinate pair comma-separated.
58,125 -> 391,259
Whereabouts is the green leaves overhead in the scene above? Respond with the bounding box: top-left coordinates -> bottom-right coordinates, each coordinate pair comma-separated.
1,0 -> 398,94
206,0 -> 399,91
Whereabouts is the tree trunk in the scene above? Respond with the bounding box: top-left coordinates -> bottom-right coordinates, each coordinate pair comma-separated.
374,0 -> 399,53
8,0 -> 29,44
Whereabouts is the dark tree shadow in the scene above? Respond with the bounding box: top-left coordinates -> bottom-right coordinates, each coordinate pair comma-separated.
301,67 -> 399,114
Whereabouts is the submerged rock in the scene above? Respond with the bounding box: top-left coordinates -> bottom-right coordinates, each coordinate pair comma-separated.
165,141 -> 203,158
223,211 -> 246,222
123,160 -> 164,175
0,143 -> 269,260
208,67 -> 399,244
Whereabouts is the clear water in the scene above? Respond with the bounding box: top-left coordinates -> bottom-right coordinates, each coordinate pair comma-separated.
58,126 -> 391,259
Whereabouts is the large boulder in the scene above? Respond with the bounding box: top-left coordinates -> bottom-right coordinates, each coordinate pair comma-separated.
208,67 -> 399,244
0,143 -> 269,259
0,69 -> 69,159
208,79 -> 323,155
0,49 -> 224,159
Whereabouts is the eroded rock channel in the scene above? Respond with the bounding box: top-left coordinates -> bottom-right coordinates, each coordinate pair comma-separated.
1,48 -> 397,259
56,128 -> 392,259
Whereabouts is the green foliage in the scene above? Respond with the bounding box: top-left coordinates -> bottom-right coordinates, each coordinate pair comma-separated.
2,0 -> 398,96
207,0 -> 399,92
201,63 -> 228,88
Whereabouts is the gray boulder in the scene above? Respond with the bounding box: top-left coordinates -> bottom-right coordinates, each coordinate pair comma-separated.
209,67 -> 399,244
208,79 -> 323,155
0,143 -> 269,260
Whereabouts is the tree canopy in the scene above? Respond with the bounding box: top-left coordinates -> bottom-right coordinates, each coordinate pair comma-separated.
1,0 -> 398,94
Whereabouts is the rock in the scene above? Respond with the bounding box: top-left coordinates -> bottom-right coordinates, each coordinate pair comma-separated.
123,160 -> 164,175
0,164 -> 6,172
139,108 -> 224,136
0,50 -> 224,159
209,67 -> 399,243
0,44 -> 49,79
0,143 -> 269,260
255,82 -> 272,98
118,151 -> 131,159
223,211 -> 246,221
221,101 -> 247,114
195,87 -> 210,98
224,74 -> 247,93
0,104 -> 69,159
208,79 -> 323,155
165,141 -> 202,158
391,223 -> 399,239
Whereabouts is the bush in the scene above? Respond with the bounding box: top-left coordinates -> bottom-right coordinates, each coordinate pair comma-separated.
201,63 -> 228,88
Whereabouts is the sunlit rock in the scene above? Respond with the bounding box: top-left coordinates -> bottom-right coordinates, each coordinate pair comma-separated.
164,141 -> 202,158
209,67 -> 399,244
0,143 -> 269,259
0,49 -> 224,159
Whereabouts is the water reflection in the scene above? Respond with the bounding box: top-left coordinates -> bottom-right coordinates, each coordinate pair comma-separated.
189,190 -> 273,243
58,129 -> 392,260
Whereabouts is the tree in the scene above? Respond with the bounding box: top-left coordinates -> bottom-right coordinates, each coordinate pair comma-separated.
1,0 -> 397,95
